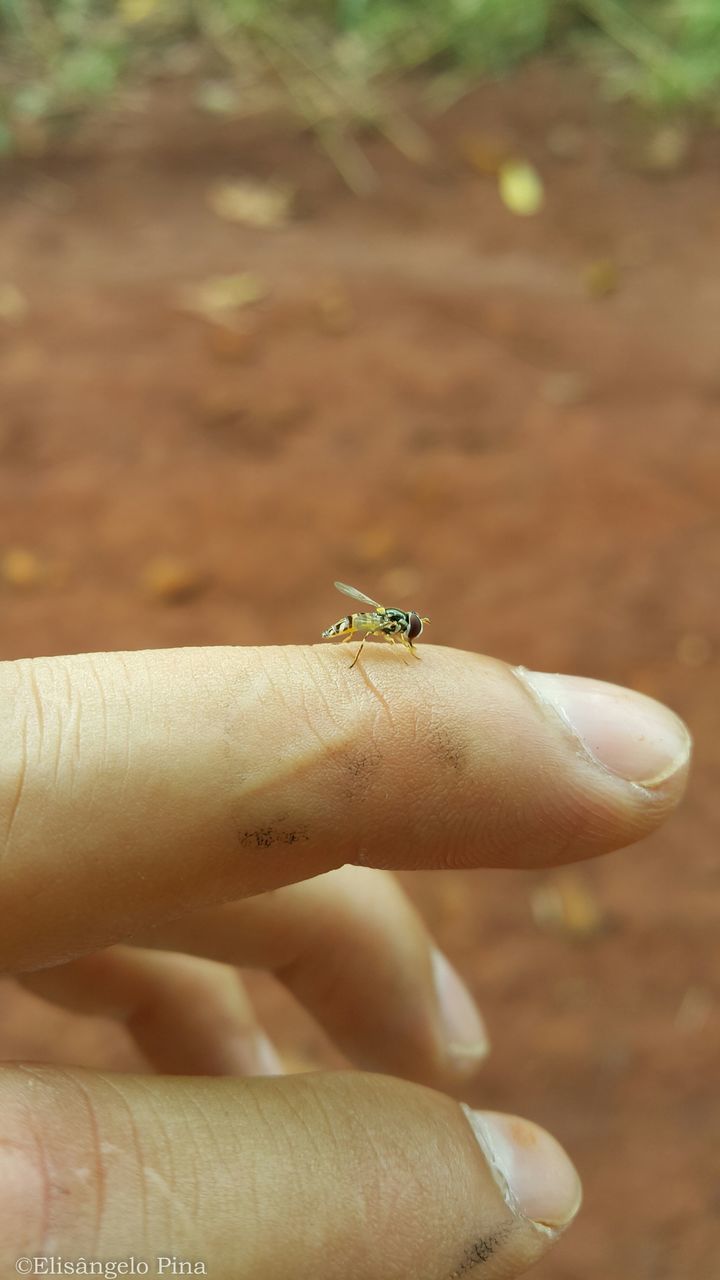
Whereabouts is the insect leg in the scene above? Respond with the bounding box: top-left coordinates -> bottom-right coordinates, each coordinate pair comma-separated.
394,632 -> 412,665
398,633 -> 422,661
348,624 -> 386,669
380,633 -> 410,665
349,634 -> 369,669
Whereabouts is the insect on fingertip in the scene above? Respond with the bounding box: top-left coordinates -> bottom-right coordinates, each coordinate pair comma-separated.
321,582 -> 429,670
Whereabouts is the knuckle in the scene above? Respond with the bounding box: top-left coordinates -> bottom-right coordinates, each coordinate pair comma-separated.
0,1067 -> 108,1255
0,659 -> 38,851
0,656 -> 105,854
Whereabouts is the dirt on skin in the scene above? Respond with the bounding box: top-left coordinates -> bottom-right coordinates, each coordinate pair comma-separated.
0,58 -> 718,1279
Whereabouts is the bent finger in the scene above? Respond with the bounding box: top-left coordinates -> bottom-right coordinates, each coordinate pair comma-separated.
0,645 -> 691,970
0,979 -> 145,1071
0,1065 -> 581,1279
20,948 -> 283,1076
136,865 -> 490,1088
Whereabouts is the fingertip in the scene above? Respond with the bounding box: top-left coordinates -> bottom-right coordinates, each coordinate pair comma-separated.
462,1107 -> 582,1233
430,948 -> 490,1075
514,669 -> 692,790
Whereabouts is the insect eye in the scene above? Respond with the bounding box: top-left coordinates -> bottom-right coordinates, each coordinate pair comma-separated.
407,612 -> 423,641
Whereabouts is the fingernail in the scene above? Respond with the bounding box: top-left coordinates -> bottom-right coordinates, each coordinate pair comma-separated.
252,1032 -> 284,1076
462,1108 -> 582,1232
515,670 -> 691,786
226,1032 -> 284,1077
431,947 -> 490,1068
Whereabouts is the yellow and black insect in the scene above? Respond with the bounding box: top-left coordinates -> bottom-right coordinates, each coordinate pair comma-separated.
322,581 -> 430,668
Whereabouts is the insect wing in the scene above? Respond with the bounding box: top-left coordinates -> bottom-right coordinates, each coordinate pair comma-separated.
333,581 -> 383,610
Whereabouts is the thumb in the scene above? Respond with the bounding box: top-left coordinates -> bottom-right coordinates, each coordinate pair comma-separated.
3,1066 -> 580,1279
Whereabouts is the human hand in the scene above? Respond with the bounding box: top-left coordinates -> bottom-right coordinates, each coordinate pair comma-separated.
0,645 -> 690,1278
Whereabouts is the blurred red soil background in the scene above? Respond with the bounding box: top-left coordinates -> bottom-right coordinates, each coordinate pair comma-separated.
0,59 -> 718,1279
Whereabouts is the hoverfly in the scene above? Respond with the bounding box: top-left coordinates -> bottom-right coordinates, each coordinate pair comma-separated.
322,581 -> 430,669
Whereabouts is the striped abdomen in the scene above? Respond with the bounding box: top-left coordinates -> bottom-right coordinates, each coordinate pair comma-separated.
322,613 -> 353,638
321,610 -> 381,638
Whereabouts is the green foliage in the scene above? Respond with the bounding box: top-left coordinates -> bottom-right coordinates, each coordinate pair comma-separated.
578,0 -> 720,108
0,1 -> 719,158
336,0 -> 555,73
0,0 -> 127,139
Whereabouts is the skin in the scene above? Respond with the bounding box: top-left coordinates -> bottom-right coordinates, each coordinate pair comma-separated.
0,643 -> 690,1278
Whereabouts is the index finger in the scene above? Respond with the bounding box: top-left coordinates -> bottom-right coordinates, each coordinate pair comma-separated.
0,644 -> 690,971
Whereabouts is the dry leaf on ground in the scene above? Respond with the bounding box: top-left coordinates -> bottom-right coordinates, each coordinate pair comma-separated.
178,273 -> 268,321
208,178 -> 294,229
498,159 -> 544,216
